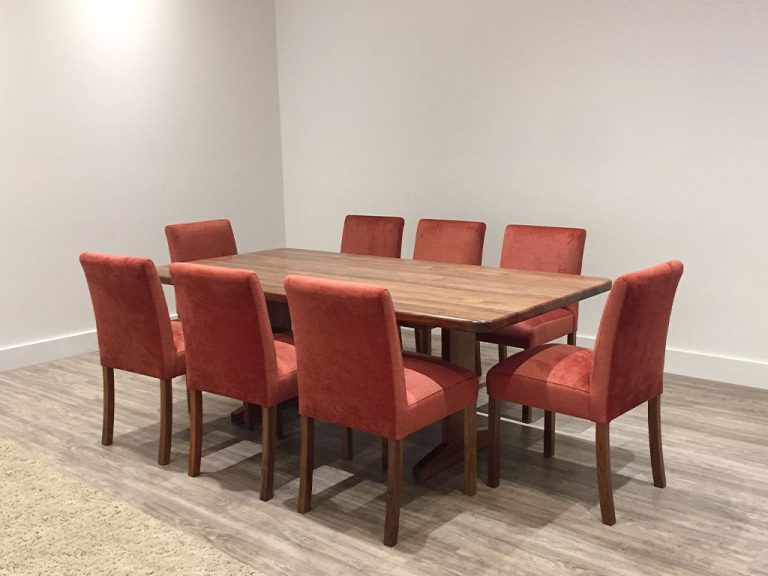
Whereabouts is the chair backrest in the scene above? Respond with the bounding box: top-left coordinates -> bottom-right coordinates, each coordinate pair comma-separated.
412,219 -> 486,265
340,214 -> 405,258
80,252 -> 178,379
170,263 -> 279,406
164,219 -> 237,263
285,275 -> 407,439
590,260 -> 684,422
500,224 -> 587,319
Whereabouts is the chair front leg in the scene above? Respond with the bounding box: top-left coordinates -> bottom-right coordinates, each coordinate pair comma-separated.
383,438 -> 403,547
487,397 -> 501,488
101,367 -> 114,446
648,396 -> 666,488
544,411 -> 555,457
158,378 -> 173,465
567,332 -> 577,346
298,416 -> 314,513
341,425 -> 353,459
596,422 -> 616,525
498,344 -> 507,363
463,405 -> 477,495
188,389 -> 203,476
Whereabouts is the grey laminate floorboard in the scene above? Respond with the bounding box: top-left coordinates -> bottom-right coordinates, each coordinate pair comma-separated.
0,334 -> 766,575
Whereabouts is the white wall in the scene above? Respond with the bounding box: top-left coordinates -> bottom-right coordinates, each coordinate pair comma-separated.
0,0 -> 285,369
276,0 -> 768,387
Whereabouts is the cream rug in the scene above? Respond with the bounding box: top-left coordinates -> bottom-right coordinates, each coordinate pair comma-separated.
0,438 -> 259,576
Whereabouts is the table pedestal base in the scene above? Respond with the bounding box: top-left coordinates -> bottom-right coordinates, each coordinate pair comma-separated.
413,329 -> 487,482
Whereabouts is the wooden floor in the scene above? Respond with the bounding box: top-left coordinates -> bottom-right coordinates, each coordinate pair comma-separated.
1,334 -> 766,575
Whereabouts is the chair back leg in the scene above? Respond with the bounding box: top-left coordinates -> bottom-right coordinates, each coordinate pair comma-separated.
298,416 -> 314,513
596,422 -> 616,525
463,405 -> 477,495
341,426 -> 353,459
487,397 -> 501,488
648,396 -> 666,488
544,411 -> 556,457
521,405 -> 533,423
101,367 -> 115,446
383,439 -> 403,547
188,389 -> 203,476
158,379 -> 173,465
260,405 -> 277,501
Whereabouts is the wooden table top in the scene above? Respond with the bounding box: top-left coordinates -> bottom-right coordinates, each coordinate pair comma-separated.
157,248 -> 611,333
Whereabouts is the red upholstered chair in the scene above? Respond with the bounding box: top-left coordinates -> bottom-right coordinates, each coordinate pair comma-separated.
478,225 -> 586,421
80,252 -> 185,465
340,214 -> 405,258
170,263 -> 298,501
285,275 -> 479,546
486,260 -> 684,525
410,218 -> 487,355
164,218 -> 237,263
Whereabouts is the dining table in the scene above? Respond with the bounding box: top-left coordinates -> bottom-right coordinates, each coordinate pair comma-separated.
157,247 -> 612,481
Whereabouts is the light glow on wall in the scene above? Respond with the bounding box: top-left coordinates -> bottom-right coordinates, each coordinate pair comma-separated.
78,0 -> 154,48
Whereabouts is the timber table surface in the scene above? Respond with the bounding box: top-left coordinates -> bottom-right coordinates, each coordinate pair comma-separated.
157,248 -> 611,332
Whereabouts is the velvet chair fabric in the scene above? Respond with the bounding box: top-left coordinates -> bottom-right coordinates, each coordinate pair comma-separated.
285,275 -> 478,440
479,225 -> 586,349
165,219 -> 237,263
170,263 -> 297,409
286,274 -> 478,545
408,219 -> 486,356
80,252 -> 185,380
80,251 -> 185,466
171,262 -> 298,501
487,260 -> 683,422
340,215 -> 405,258
486,260 -> 684,524
412,219 -> 486,265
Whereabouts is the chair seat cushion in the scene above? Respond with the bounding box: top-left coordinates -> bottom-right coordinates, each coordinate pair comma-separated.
272,337 -> 299,406
171,320 -> 186,377
486,344 -> 593,420
479,308 -> 574,349
399,353 -> 479,438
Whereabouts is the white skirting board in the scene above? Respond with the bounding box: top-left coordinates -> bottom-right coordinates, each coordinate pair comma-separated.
1,330 -> 767,390
574,335 -> 768,391
0,330 -> 99,373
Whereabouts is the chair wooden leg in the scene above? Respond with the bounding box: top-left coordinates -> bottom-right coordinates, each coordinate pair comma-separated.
488,397 -> 501,488
260,406 -> 277,501
101,367 -> 114,446
544,411 -> 555,458
186,388 -> 192,415
298,416 -> 314,513
188,389 -> 202,476
441,328 -> 451,361
341,425 -> 353,460
521,405 -> 532,423
243,401 -> 254,431
498,344 -> 507,363
415,327 -> 432,355
649,396 -> 666,488
474,340 -> 482,376
414,328 -> 425,353
567,332 -> 577,346
383,439 -> 403,547
596,422 -> 616,525
463,405 -> 477,496
158,379 -> 172,466
381,437 -> 388,470
276,404 -> 285,440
